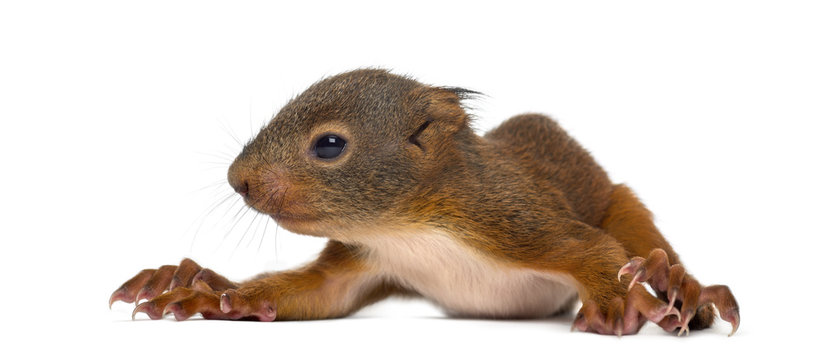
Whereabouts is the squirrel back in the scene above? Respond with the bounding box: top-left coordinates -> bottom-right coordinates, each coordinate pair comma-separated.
485,114 -> 612,226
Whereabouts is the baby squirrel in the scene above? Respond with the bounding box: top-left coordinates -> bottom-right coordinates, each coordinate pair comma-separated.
110,69 -> 739,336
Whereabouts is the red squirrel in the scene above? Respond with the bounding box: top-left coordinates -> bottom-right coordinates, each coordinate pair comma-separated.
110,69 -> 739,336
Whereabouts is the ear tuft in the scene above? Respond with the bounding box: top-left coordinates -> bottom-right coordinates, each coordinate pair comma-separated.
439,87 -> 484,101
424,88 -> 476,133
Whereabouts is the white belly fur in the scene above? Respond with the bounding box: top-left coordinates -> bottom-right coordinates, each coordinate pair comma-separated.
348,229 -> 579,318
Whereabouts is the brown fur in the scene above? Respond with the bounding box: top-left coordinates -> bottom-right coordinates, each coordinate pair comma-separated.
114,69 -> 737,335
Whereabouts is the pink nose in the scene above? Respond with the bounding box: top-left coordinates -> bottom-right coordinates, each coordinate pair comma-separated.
233,181 -> 249,197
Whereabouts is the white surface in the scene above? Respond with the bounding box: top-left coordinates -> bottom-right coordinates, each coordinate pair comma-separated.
1,0 -> 819,358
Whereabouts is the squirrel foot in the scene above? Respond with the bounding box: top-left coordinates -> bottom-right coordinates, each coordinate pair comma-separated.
572,285 -> 679,336
617,249 -> 740,336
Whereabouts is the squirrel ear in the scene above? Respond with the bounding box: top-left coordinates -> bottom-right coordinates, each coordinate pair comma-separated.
417,87 -> 477,134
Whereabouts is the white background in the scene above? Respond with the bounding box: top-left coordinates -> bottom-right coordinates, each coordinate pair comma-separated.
1,0 -> 820,358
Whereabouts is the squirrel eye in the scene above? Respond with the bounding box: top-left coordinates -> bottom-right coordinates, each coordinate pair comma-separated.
313,134 -> 347,159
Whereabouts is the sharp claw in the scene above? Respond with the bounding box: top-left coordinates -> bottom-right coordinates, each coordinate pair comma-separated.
132,303 -> 147,320
134,288 -> 150,304
725,309 -> 740,337
164,303 -> 187,321
132,302 -> 162,320
681,309 -> 694,328
617,265 -> 630,282
192,280 -> 213,293
665,289 -> 678,317
220,293 -> 232,313
729,323 -> 739,337
627,269 -> 644,291
678,325 -> 690,337
109,290 -> 122,309
617,260 -> 641,282
651,305 -> 681,323
261,304 -> 278,322
620,257 -> 647,290
192,270 -> 205,283
667,306 -> 681,322
169,276 -> 182,291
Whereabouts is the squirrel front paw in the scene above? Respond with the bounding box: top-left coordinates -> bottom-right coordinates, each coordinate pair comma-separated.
110,258 -> 277,321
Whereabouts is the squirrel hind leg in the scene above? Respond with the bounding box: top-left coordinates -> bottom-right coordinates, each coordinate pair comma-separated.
602,184 -> 738,335
599,184 -> 680,262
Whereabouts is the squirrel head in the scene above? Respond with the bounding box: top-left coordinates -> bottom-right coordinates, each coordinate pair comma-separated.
228,69 -> 477,237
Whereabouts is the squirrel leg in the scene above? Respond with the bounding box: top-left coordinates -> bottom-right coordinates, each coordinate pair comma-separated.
532,221 -> 677,335
123,241 -> 399,321
600,184 -> 681,265
601,184 -> 740,335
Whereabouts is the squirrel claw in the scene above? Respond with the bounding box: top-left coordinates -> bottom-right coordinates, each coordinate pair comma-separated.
109,288 -> 127,309
132,301 -> 163,320
617,258 -> 642,282
220,291 -> 235,313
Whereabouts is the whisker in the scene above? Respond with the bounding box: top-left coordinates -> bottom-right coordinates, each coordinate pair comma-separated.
194,150 -> 235,162
252,185 -> 281,254
222,142 -> 242,155
214,197 -> 249,253
273,221 -> 280,265
186,190 -> 237,252
206,187 -> 234,201
247,210 -> 266,249
220,149 -> 238,159
200,165 -> 234,172
274,186 -> 289,266
216,196 -> 243,229
225,204 -> 254,260
277,187 -> 289,216
233,209 -> 261,256
196,179 -> 229,193
218,119 -> 243,147
231,200 -> 252,221
226,204 -> 254,239
258,216 -> 270,252
249,99 -> 254,140
201,161 -> 232,166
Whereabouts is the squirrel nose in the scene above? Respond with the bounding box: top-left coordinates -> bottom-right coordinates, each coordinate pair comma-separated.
233,181 -> 249,197
227,160 -> 251,197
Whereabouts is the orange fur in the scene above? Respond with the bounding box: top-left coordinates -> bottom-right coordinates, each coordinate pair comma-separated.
112,69 -> 738,335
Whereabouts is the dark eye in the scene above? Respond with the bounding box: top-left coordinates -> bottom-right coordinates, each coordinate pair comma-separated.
313,134 -> 347,159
